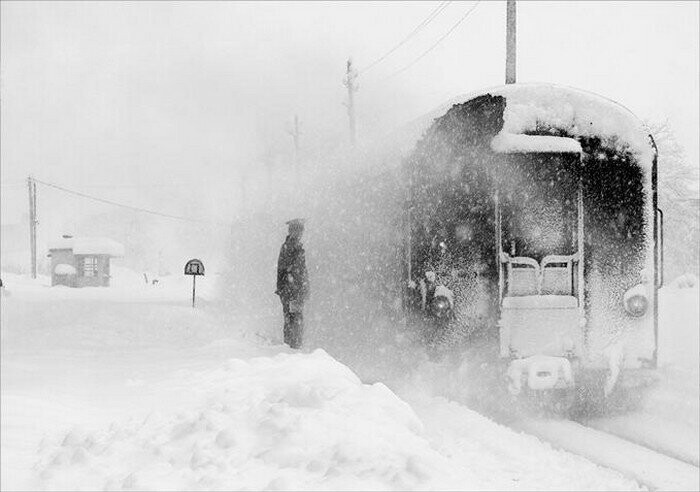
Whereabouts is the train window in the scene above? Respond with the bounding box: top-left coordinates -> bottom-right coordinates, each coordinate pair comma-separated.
499,153 -> 579,261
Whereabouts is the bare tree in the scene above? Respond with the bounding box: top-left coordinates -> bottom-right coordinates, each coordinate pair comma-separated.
646,120 -> 700,281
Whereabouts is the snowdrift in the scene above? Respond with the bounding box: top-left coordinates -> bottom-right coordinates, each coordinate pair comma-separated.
35,350 -> 468,491
31,348 -> 642,492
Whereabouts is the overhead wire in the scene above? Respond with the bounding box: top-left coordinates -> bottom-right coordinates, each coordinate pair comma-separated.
384,0 -> 481,80
44,183 -> 215,189
32,178 -> 231,228
359,1 -> 452,75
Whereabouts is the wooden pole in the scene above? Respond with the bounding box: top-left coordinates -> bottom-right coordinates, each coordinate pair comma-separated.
192,275 -> 196,308
27,176 -> 37,279
505,0 -> 517,84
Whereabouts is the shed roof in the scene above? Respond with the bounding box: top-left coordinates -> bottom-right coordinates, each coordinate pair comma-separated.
48,237 -> 125,257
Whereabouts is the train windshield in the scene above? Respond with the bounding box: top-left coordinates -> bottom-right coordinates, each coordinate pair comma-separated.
497,152 -> 581,262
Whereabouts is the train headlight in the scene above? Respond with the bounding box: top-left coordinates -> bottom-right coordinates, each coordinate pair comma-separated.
623,284 -> 649,317
625,295 -> 648,317
431,295 -> 452,318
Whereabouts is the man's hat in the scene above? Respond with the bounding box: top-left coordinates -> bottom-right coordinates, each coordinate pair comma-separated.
286,218 -> 306,230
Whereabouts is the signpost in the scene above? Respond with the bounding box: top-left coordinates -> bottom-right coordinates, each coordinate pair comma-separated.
184,259 -> 205,308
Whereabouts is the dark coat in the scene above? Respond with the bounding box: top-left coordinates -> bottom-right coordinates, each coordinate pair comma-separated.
276,236 -> 309,302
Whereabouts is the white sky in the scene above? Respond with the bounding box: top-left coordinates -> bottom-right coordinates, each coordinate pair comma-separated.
1,1 -> 698,226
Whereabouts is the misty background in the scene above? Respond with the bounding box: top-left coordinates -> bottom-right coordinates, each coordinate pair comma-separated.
1,1 -> 698,282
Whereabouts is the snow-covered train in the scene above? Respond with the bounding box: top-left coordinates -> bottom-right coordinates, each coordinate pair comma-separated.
403,83 -> 662,407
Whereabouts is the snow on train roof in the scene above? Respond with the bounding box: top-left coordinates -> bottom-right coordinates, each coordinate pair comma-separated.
48,236 -> 125,257
490,133 -> 582,154
419,83 -> 655,169
490,84 -> 654,167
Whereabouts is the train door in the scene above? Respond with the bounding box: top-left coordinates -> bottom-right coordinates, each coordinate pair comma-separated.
493,150 -> 586,394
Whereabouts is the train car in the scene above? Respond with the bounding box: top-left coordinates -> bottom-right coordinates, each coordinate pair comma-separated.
405,83 -> 662,407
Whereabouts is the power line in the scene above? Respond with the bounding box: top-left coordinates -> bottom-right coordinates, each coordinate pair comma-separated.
52,183 -> 214,190
385,1 -> 481,80
359,1 -> 452,75
4,181 -> 211,190
33,178 -> 231,227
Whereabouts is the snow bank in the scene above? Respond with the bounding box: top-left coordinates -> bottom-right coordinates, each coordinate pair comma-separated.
658,283 -> 699,377
109,265 -> 150,288
32,349 -> 644,491
34,350 -> 472,491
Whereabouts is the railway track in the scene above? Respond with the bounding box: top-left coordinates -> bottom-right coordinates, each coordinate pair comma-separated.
511,418 -> 700,491
582,415 -> 699,468
441,342 -> 700,489
413,378 -> 698,491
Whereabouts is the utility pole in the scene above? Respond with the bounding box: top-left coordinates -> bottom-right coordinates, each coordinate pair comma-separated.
27,176 -> 37,278
505,0 -> 517,84
287,114 -> 301,168
343,58 -> 358,146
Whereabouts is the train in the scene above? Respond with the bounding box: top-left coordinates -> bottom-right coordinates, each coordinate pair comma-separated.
401,83 -> 662,409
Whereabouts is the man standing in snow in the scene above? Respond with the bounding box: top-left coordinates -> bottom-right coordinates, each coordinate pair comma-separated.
276,218 -> 309,349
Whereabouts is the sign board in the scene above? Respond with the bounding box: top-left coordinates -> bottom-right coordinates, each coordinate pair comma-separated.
184,259 -> 205,276
184,259 -> 205,308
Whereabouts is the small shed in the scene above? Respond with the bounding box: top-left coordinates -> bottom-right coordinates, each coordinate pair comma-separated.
48,235 -> 125,287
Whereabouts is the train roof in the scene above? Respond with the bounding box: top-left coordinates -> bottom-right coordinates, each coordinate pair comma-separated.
421,83 -> 656,170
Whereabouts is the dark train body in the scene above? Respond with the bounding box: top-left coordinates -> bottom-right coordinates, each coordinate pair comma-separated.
403,84 -> 660,401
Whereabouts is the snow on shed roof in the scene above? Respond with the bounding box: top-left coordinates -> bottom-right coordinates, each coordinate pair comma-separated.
49,237 -> 125,257
490,133 -> 582,154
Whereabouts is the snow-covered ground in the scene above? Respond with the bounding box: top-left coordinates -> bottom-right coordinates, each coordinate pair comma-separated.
1,268 -> 697,490
582,284 -> 700,466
